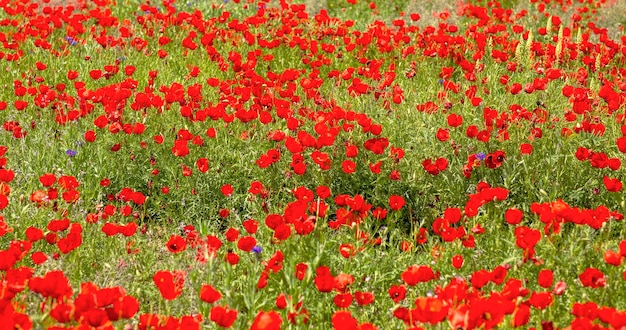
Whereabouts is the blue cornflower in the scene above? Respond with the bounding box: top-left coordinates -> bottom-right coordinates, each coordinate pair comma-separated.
64,36 -> 77,46
252,245 -> 262,254
66,149 -> 77,157
476,152 -> 486,161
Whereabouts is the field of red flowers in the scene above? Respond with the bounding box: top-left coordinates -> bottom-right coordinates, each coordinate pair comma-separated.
0,0 -> 625,328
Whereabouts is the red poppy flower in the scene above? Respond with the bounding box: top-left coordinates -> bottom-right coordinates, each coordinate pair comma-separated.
436,157 -> 449,171
265,214 -> 283,230
251,310 -> 282,330
196,158 -> 209,173
25,226 -> 44,242
13,100 -> 27,111
112,294 -> 140,320
484,150 -> 506,169
388,284 -> 406,303
537,269 -> 554,288
181,165 -> 192,177
31,251 -> 48,265
512,303 -> 531,327
243,219 -> 258,234
333,310 -> 362,330
237,236 -> 256,252
363,137 -> 389,155
66,70 -> 79,80
345,144 -> 358,158
57,224 -> 82,254
603,176 -> 622,192
333,293 -> 352,308
275,293 -> 287,309
89,70 -> 102,80
48,218 -> 70,232
118,222 -> 137,237
166,235 -> 187,253
401,265 -> 435,286
50,302 -> 74,323
520,143 -> 533,154
204,235 -> 222,257
62,190 -> 80,203
579,268 -> 605,288
30,190 -> 48,206
39,173 -> 56,187
334,273 -> 354,293
572,302 -> 599,320
341,160 -> 356,174
315,185 -> 331,199
295,263 -> 307,281
415,227 -> 428,244
514,226 -> 541,259
57,176 -> 79,191
225,228 -> 239,242
529,291 -> 553,309
443,207 -> 462,223
388,195 -> 405,211
339,243 -> 354,258
470,269 -> 493,289
372,207 -> 387,220
413,297 -> 448,324
314,266 -> 335,292
273,224 -> 291,241
369,161 -> 382,174
221,184 -> 234,197
447,113 -> 463,127
257,271 -> 268,290
505,208 -> 524,225
99,178 -> 110,187
153,270 -> 185,300
219,209 -> 230,218
451,255 -> 464,269
617,137 -> 626,153
436,128 -> 450,142
354,291 -> 374,306
604,250 -> 622,266
171,139 -> 189,157
248,181 -> 265,195
45,232 -> 58,245
210,306 -> 237,328
226,252 -> 239,265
